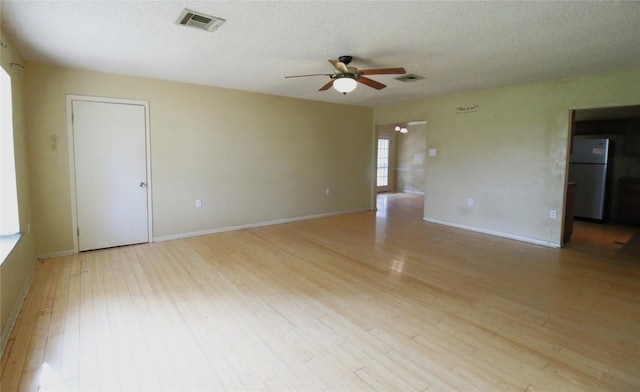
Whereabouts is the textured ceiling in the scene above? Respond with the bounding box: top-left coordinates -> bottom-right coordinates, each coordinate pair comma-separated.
2,1 -> 640,107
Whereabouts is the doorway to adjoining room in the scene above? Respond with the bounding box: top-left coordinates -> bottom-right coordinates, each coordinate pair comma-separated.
565,105 -> 640,259
375,121 -> 427,212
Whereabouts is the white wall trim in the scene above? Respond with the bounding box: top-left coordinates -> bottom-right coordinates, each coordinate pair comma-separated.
155,208 -> 370,242
37,249 -> 74,259
400,190 -> 425,195
423,217 -> 561,248
1,257 -> 38,357
66,95 -> 153,254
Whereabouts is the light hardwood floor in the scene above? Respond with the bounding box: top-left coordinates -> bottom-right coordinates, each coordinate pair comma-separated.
2,193 -> 639,391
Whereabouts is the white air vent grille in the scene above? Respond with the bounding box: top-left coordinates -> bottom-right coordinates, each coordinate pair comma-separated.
394,74 -> 425,83
177,9 -> 225,32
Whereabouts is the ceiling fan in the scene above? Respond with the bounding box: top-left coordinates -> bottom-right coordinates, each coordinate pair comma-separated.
285,56 -> 406,94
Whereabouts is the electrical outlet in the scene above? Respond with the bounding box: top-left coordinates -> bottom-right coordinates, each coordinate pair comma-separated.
196,199 -> 202,208
467,198 -> 474,207
325,188 -> 330,196
550,210 -> 557,219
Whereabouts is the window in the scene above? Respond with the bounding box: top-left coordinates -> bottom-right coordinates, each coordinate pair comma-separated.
377,138 -> 390,187
1,67 -> 20,236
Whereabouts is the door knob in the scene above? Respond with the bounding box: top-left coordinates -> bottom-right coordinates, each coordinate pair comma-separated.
139,182 -> 147,187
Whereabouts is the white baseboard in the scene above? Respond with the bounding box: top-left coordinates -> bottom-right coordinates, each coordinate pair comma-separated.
400,190 -> 425,195
38,249 -> 74,259
423,217 -> 560,248
1,257 -> 38,357
154,208 -> 371,242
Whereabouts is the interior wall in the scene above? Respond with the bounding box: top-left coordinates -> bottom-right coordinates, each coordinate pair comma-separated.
25,63 -> 374,256
374,67 -> 640,246
396,124 -> 427,194
0,29 -> 37,348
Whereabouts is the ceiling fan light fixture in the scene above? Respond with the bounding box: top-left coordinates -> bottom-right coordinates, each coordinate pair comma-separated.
286,56 -> 405,93
333,77 -> 357,94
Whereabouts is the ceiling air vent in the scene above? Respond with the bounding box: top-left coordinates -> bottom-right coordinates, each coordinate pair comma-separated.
394,74 -> 425,83
177,9 -> 225,32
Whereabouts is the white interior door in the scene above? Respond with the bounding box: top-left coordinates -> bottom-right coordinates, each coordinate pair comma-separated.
72,100 -> 149,251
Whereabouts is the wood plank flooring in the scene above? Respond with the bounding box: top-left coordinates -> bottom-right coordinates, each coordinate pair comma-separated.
2,193 -> 639,391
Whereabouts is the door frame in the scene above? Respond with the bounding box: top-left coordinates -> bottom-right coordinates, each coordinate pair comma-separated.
66,95 -> 153,254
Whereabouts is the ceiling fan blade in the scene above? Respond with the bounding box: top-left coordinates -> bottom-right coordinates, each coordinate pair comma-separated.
357,76 -> 386,90
318,80 -> 334,91
329,60 -> 349,73
359,67 -> 406,75
285,73 -> 333,79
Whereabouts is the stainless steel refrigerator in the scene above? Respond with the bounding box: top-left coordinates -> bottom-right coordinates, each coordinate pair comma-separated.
568,138 -> 612,220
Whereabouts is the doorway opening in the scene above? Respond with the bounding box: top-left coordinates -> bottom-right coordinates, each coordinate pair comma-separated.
565,105 -> 640,258
374,121 -> 427,213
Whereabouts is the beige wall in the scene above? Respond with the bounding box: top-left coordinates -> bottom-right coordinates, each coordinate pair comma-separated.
374,68 -> 640,246
25,64 -> 374,256
0,29 -> 37,347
